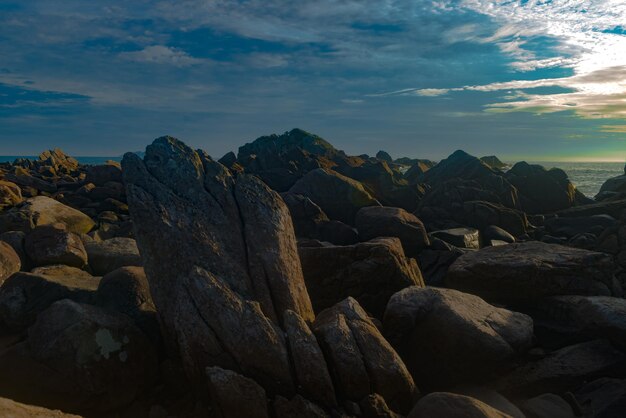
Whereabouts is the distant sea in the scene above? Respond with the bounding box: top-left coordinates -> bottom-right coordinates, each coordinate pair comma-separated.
0,156 -> 623,199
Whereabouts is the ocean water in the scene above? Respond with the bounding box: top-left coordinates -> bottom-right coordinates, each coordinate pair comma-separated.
1,156 -> 623,198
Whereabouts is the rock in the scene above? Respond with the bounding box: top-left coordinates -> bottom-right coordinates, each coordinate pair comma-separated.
359,393 -> 402,418
84,237 -> 142,276
206,367 -> 269,418
218,151 -> 237,167
273,395 -> 328,418
545,215 -> 616,239
482,225 -> 515,244
0,231 -> 27,269
3,172 -> 57,194
528,296 -> 626,350
38,148 -> 79,173
376,150 -> 393,162
24,224 -> 88,268
596,172 -> 626,201
463,200 -> 528,237
416,241 -> 464,286
95,266 -> 153,317
455,387 -> 524,418
446,241 -> 621,303
85,162 -> 122,186
383,287 -> 533,389
355,206 -> 430,256
0,300 -> 157,413
0,241 -> 21,286
557,198 -> 626,219
122,137 -> 313,391
283,310 -> 336,407
0,271 -> 99,331
499,339 -> 626,397
289,167 -> 380,225
520,393 -> 575,418
431,227 -> 480,249
30,264 -> 94,280
506,162 -> 578,214
312,297 -> 417,414
0,180 -> 22,208
408,392 -> 511,418
0,196 -> 95,234
574,378 -> 626,418
480,156 -> 508,170
299,238 -> 424,318
0,397 -> 82,417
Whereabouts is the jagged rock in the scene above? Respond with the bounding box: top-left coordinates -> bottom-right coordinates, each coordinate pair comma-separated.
84,237 -> 142,276
520,393 -> 575,418
0,196 -> 95,234
462,200 -> 528,236
355,206 -> 430,256
299,238 -> 424,318
506,162 -> 578,214
206,367 -> 269,418
0,300 -> 157,413
480,156 -> 508,170
446,241 -> 621,303
376,150 -> 393,162
383,287 -> 533,389
431,227 -> 480,249
0,271 -> 98,331
0,241 -> 21,286
283,310 -> 336,407
574,378 -> 626,418
24,224 -> 88,268
312,298 -> 417,414
0,180 -> 22,208
0,397 -> 82,417
408,392 -> 511,418
289,168 -> 380,225
122,136 -> 313,390
359,393 -> 402,418
499,339 -> 626,397
85,162 -> 122,186
38,148 -> 79,173
273,395 -> 328,418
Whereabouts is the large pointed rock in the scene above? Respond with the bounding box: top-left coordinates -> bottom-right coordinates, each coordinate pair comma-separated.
122,136 -> 313,390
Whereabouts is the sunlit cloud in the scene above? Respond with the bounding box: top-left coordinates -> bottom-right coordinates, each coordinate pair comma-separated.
600,125 -> 626,134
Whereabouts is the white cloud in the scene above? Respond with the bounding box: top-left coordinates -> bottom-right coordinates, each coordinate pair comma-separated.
119,45 -> 203,67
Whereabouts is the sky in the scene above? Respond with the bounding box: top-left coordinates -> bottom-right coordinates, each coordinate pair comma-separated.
0,0 -> 625,161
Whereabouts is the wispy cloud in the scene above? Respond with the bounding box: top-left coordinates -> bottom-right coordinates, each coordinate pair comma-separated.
119,45 -> 204,67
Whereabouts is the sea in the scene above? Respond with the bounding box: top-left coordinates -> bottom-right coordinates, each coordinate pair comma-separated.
0,156 -> 623,199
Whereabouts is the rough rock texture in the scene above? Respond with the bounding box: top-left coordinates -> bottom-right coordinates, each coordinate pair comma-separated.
431,227 -> 480,249
0,397 -> 82,417
0,241 -> 21,286
289,168 -> 380,225
359,393 -> 402,418
25,224 -> 88,268
0,300 -> 157,414
499,339 -> 626,397
84,237 -> 142,276
408,392 -> 512,418
122,137 -> 313,390
355,206 -> 430,256
312,297 -> 417,414
0,271 -> 99,331
0,196 -> 95,234
0,180 -> 23,209
206,367 -> 269,418
273,395 -> 328,418
85,162 -> 122,186
299,238 -> 424,318
574,378 -> 626,418
520,393 -> 575,418
446,241 -> 621,303
383,287 -> 534,389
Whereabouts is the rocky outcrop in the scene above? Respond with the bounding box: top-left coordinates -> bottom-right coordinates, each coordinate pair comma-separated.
24,224 -> 88,268
299,238 -> 424,318
206,367 -> 270,418
0,397 -> 82,418
355,206 -> 430,256
408,392 -> 511,418
85,162 -> 122,186
383,287 -> 533,389
480,156 -> 508,170
84,237 -> 142,276
446,241 -> 621,303
289,168 -> 380,225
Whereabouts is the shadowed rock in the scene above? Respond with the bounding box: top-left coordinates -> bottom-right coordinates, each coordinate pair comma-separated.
0,241 -> 21,286
408,392 -> 511,418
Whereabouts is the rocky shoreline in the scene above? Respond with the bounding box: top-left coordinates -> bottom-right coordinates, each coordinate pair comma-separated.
0,129 -> 625,417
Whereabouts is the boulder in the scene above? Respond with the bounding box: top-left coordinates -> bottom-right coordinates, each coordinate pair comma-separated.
24,224 -> 88,268
383,287 -> 533,389
446,241 -> 621,303
3,172 -> 57,194
499,339 -> 626,397
355,206 -> 430,256
0,397 -> 82,417
408,392 -> 511,418
482,225 -> 515,244
416,239 -> 464,286
0,271 -> 99,331
520,393 -> 575,418
0,180 -> 22,208
0,300 -> 157,413
84,237 -> 142,276
0,231 -> 27,268
289,167 -> 380,225
0,196 -> 95,234
206,367 -> 269,418
545,215 -> 616,239
376,150 -> 393,162
299,238 -> 424,318
463,200 -> 528,237
0,241 -> 21,286
574,378 -> 626,418
30,264 -> 94,280
85,162 -> 122,186
312,297 -> 417,414
359,393 -> 402,418
431,227 -> 480,249
596,172 -> 626,201
122,136 -> 313,390
273,395 -> 328,418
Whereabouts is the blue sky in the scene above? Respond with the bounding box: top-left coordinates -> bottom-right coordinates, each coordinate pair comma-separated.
1,0 -> 625,161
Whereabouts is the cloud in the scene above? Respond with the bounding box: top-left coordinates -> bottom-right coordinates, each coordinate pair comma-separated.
600,125 -> 626,134
119,45 -> 203,67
